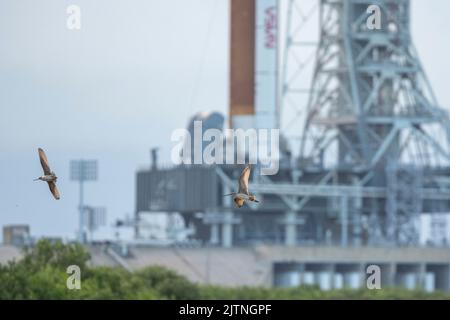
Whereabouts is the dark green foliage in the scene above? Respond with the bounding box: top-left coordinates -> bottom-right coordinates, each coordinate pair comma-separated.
0,239 -> 449,300
21,239 -> 90,273
134,266 -> 201,300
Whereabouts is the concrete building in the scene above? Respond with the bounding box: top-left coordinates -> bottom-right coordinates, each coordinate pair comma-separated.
98,245 -> 450,292
2,225 -> 30,247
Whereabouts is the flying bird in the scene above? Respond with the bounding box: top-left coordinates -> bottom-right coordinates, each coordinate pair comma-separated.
224,165 -> 260,208
34,148 -> 60,200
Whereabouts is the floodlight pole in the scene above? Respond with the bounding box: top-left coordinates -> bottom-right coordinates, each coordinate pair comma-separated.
78,167 -> 85,244
71,159 -> 98,244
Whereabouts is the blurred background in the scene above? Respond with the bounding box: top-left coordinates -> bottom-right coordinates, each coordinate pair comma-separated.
1,0 -> 450,293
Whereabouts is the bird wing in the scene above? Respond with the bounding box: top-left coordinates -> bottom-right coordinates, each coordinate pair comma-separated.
238,165 -> 251,195
38,148 -> 51,175
47,181 -> 60,200
235,193 -> 250,200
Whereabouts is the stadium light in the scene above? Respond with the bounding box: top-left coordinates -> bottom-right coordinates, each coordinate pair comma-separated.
70,160 -> 98,243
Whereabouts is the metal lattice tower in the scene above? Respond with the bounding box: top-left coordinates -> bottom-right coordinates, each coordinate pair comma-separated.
281,0 -> 318,139
294,0 -> 450,245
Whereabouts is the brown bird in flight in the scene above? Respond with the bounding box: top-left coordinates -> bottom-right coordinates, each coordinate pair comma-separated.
34,148 -> 60,200
224,165 -> 260,208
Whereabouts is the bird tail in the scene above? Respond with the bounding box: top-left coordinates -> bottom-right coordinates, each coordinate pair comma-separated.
33,178 -> 40,181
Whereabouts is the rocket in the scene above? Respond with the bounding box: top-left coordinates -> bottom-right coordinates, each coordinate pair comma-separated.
229,0 -> 279,132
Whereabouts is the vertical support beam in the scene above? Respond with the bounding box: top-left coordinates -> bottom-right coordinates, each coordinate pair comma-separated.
342,0 -> 370,163
285,211 -> 297,246
222,211 -> 234,248
359,263 -> 365,289
298,263 -> 305,286
445,265 -> 450,293
390,263 -> 397,288
340,196 -> 348,247
419,263 -> 426,290
352,211 -> 362,246
221,180 -> 234,248
330,263 -> 336,290
352,176 -> 362,246
210,223 -> 219,245
205,247 -> 211,284
79,175 -> 85,244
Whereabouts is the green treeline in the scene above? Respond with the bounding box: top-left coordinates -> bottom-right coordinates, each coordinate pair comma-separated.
0,240 -> 449,300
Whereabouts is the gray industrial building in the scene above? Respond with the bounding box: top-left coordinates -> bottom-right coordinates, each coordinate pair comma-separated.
133,0 -> 450,292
